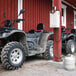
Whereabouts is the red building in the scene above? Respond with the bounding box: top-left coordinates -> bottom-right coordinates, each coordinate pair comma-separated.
0,0 -> 76,32
0,0 -> 76,61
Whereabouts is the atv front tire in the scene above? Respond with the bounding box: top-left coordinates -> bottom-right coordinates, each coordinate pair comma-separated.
66,39 -> 76,54
43,40 -> 53,60
1,42 -> 25,70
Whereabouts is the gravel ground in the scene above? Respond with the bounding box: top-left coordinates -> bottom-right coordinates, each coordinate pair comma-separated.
0,56 -> 76,76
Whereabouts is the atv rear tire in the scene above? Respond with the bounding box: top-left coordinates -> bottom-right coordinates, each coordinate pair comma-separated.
66,40 -> 76,54
43,40 -> 53,60
1,42 -> 25,70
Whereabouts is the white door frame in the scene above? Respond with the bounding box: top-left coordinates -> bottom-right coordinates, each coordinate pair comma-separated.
18,0 -> 23,30
62,4 -> 67,27
74,11 -> 76,29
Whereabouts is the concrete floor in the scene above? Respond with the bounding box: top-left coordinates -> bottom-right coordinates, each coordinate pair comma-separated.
0,56 -> 76,76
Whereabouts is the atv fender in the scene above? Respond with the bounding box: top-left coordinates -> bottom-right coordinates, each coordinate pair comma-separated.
0,30 -> 25,39
66,34 -> 75,41
39,32 -> 53,52
0,30 -> 28,55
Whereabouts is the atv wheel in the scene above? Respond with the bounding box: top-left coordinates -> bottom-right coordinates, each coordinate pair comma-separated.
66,40 -> 76,54
43,40 -> 53,60
1,42 -> 25,70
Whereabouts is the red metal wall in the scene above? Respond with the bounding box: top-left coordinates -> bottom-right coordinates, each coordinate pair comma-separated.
23,0 -> 52,32
0,0 -> 74,33
66,5 -> 74,33
0,0 -> 18,28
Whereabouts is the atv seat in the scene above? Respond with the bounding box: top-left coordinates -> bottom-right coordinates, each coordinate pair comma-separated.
71,29 -> 76,33
37,23 -> 44,31
26,23 -> 44,38
36,23 -> 44,44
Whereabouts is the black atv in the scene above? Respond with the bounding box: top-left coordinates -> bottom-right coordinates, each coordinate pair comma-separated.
62,28 -> 76,54
48,28 -> 76,56
0,9 -> 53,70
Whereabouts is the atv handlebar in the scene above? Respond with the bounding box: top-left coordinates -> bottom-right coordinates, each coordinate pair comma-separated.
12,19 -> 24,27
15,19 -> 24,23
1,9 -> 25,28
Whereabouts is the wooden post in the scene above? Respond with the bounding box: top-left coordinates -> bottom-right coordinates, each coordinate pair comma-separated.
53,0 -> 62,61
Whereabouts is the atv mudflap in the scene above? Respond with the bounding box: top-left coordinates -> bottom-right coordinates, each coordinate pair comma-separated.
39,32 -> 53,52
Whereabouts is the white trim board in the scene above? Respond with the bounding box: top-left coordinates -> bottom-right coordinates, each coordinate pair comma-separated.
61,4 -> 67,27
74,11 -> 76,29
18,0 -> 23,30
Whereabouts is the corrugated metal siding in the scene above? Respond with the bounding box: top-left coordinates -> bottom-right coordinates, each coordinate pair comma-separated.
66,5 -> 74,33
0,0 -> 18,28
23,0 -> 52,32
